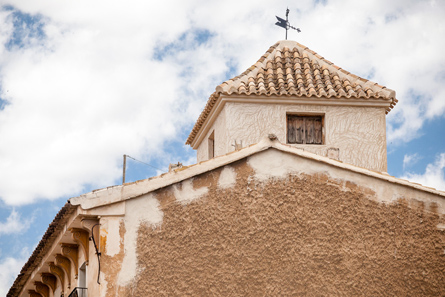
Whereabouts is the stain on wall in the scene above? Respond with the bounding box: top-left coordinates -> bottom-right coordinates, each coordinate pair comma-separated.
120,158 -> 445,296
100,221 -> 126,297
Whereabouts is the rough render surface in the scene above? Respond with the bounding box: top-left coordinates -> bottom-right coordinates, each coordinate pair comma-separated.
100,149 -> 445,296
196,102 -> 387,172
118,193 -> 163,286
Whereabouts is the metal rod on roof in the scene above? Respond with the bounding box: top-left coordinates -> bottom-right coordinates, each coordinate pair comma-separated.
275,8 -> 301,40
123,154 -> 127,184
286,8 -> 289,40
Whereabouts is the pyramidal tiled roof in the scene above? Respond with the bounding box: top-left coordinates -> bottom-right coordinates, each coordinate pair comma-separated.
186,40 -> 397,145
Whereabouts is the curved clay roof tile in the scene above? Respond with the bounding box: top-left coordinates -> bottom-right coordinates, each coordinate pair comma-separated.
258,85 -> 267,95
249,84 -> 256,93
238,83 -> 247,94
318,89 -> 328,97
338,89 -> 347,97
348,89 -> 356,96
328,88 -> 337,97
269,85 -> 278,95
288,87 -> 298,96
228,85 -> 238,94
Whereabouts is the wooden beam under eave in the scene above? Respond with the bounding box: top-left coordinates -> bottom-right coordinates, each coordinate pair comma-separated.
70,228 -> 89,265
34,282 -> 49,297
55,254 -> 71,289
48,262 -> 64,295
41,273 -> 57,295
81,218 -> 100,251
28,290 -> 42,297
61,243 -> 79,279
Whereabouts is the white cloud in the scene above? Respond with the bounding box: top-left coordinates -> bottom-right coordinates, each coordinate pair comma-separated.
0,254 -> 27,296
0,0 -> 443,205
0,210 -> 33,234
403,153 -> 421,169
400,153 -> 445,191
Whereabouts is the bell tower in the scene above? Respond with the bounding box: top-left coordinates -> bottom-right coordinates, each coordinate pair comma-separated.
186,40 -> 397,172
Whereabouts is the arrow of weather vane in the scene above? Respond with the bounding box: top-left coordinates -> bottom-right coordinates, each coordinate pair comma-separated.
275,8 -> 301,40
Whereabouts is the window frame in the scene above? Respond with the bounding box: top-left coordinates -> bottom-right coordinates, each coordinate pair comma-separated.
286,113 -> 325,145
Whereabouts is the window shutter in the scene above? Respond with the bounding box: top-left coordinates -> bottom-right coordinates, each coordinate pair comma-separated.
314,117 -> 322,144
295,117 -> 304,144
287,115 -> 323,145
305,118 -> 314,144
288,116 -> 304,144
287,117 -> 296,143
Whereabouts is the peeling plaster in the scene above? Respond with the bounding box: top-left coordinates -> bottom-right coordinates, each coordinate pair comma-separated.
105,218 -> 121,257
70,137 -> 445,212
248,149 -> 445,213
248,149 -> 304,182
218,166 -> 236,189
117,193 -> 163,286
100,272 -> 108,297
173,179 -> 209,205
132,156 -> 445,296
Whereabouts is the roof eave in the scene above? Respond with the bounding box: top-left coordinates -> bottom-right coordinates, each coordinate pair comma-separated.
187,93 -> 395,148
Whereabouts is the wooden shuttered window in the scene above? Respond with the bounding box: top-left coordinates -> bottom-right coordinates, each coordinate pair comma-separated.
287,115 -> 323,144
208,131 -> 215,159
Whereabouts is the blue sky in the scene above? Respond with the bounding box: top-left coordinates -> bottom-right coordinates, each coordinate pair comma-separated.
0,0 -> 444,294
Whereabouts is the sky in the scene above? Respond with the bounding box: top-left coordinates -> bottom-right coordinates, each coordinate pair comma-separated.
0,0 -> 444,294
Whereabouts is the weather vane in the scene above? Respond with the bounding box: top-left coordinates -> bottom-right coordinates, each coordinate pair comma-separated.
275,8 -> 301,40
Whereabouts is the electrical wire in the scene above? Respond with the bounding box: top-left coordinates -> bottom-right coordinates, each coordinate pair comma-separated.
126,155 -> 166,172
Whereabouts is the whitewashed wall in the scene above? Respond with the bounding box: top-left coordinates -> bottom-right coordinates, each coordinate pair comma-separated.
196,101 -> 387,172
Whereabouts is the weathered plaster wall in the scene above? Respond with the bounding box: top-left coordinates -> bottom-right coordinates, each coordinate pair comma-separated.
197,101 -> 387,172
86,232 -> 100,297
99,219 -> 126,297
101,149 -> 445,296
196,107 -> 227,162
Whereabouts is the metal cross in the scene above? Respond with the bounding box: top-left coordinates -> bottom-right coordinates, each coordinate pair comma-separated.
275,8 -> 301,40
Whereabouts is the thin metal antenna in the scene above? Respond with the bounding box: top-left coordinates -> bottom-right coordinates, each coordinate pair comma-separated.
286,8 -> 289,40
275,8 -> 301,40
123,154 -> 127,184
122,154 -> 166,184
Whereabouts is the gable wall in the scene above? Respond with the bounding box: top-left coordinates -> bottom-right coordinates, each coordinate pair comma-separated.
98,149 -> 445,296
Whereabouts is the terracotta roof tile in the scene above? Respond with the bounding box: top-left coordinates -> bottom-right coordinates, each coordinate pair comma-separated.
186,40 -> 397,145
7,203 -> 75,297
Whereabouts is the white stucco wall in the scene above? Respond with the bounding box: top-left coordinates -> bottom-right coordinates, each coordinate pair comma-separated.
196,101 -> 387,172
196,108 -> 227,162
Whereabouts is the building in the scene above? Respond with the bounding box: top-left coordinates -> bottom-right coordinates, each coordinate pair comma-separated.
8,40 -> 445,297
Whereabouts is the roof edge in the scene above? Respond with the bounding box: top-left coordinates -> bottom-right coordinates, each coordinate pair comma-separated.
7,202 -> 76,297
72,136 -> 445,211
